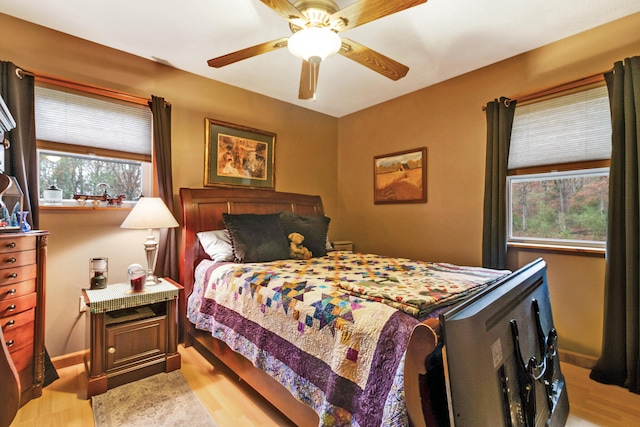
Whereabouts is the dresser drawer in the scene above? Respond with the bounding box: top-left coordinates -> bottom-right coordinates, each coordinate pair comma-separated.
0,236 -> 36,254
3,320 -> 34,353
18,365 -> 34,400
0,250 -> 36,270
10,342 -> 34,372
0,278 -> 37,301
1,308 -> 34,331
0,293 -> 37,317
13,343 -> 35,396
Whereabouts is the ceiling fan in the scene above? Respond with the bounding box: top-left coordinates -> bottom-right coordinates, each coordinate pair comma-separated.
207,0 -> 428,101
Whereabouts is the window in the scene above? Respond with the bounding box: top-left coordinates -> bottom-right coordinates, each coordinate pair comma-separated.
35,84 -> 152,206
508,168 -> 608,248
39,150 -> 146,202
508,84 -> 611,250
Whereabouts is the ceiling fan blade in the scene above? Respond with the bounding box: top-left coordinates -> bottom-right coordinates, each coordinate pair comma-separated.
298,60 -> 318,100
207,37 -> 289,68
260,0 -> 305,22
339,38 -> 409,80
331,0 -> 428,31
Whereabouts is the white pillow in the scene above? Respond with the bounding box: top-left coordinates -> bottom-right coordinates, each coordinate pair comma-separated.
325,236 -> 334,251
196,229 -> 234,263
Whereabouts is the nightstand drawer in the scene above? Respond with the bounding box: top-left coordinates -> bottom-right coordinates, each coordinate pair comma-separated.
1,277 -> 37,301
0,264 -> 37,287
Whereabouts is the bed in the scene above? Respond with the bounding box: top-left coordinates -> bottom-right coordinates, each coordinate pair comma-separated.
178,187 -> 565,427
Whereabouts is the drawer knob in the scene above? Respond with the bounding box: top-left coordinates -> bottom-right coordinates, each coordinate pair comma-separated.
107,347 -> 116,354
7,273 -> 17,279
6,242 -> 16,249
6,339 -> 14,347
7,257 -> 16,263
7,288 -> 16,295
7,304 -> 16,311
6,319 -> 15,327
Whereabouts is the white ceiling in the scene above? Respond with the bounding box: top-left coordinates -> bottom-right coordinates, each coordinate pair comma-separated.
1,0 -> 639,117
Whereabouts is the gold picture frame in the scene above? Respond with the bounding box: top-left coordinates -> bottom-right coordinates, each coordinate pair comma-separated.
204,118 -> 276,189
374,147 -> 427,204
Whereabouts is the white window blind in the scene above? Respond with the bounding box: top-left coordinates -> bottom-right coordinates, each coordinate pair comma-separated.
35,86 -> 151,156
508,85 -> 611,169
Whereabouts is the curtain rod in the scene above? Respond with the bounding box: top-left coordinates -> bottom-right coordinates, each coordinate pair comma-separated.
15,67 -> 169,107
482,69 -> 609,110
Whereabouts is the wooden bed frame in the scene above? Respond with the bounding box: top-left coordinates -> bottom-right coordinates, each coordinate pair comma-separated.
179,186 -> 438,427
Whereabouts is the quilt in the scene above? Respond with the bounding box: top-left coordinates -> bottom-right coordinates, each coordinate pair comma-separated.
188,252 -> 509,427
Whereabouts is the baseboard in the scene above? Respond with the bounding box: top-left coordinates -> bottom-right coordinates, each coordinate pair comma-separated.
51,348 -> 596,374
559,349 -> 598,369
51,349 -> 88,369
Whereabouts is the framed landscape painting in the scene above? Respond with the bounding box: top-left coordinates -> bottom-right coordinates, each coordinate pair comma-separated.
204,118 -> 276,189
374,147 -> 427,204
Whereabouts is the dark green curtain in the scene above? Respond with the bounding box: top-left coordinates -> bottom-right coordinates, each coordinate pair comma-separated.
149,96 -> 178,282
482,97 -> 516,270
590,56 -> 640,393
0,61 -> 39,229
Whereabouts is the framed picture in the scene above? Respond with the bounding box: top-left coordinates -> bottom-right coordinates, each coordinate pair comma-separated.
204,118 -> 276,189
374,147 -> 427,204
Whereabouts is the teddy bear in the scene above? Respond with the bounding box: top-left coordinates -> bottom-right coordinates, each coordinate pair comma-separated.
288,232 -> 312,260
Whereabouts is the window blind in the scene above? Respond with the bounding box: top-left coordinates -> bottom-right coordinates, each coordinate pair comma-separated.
35,86 -> 152,156
508,85 -> 611,169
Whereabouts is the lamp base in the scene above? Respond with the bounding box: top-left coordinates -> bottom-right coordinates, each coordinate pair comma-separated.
145,274 -> 161,285
143,229 -> 160,285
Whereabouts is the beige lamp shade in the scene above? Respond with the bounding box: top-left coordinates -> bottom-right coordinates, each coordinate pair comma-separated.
121,197 -> 178,284
121,197 -> 178,230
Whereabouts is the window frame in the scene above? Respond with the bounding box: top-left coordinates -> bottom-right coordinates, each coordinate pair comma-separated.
507,165 -> 609,253
37,148 -> 152,208
506,79 -> 611,254
34,75 -> 154,209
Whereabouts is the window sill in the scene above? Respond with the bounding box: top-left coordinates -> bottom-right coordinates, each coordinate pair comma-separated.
39,199 -> 136,211
508,242 -> 605,257
40,205 -> 132,212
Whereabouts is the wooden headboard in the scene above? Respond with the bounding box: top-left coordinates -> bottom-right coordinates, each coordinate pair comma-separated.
179,186 -> 325,298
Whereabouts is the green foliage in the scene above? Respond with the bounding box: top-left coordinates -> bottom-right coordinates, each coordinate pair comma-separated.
39,153 -> 142,201
510,174 -> 608,242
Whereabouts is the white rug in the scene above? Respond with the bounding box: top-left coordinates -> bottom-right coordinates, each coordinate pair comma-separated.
92,371 -> 217,427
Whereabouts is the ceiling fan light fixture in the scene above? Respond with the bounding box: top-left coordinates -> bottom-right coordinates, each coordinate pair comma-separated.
287,27 -> 341,62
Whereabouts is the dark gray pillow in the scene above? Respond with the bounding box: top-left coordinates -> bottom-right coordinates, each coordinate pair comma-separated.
222,213 -> 290,263
279,212 -> 330,257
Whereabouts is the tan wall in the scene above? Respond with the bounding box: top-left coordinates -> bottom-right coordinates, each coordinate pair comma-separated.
0,13 -> 338,356
2,10 -> 639,360
336,12 -> 640,359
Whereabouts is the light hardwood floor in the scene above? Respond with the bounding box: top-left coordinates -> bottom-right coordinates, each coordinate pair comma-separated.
9,345 -> 640,426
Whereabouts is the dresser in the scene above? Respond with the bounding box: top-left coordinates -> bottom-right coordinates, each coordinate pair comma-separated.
0,231 -> 48,407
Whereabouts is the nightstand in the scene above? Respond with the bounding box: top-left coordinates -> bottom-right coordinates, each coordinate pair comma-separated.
332,240 -> 354,252
82,278 -> 182,398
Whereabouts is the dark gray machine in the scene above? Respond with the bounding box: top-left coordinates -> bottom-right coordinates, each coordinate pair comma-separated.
440,258 -> 569,426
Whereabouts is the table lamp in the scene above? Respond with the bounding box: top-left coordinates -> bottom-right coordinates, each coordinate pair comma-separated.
121,197 -> 178,284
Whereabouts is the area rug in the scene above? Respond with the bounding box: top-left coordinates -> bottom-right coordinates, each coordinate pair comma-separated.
92,371 -> 218,427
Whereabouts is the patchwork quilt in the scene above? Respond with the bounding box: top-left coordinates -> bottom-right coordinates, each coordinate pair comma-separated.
188,252 -> 509,427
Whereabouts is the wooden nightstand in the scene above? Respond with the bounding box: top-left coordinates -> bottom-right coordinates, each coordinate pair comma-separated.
82,278 -> 182,398
332,241 -> 354,252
